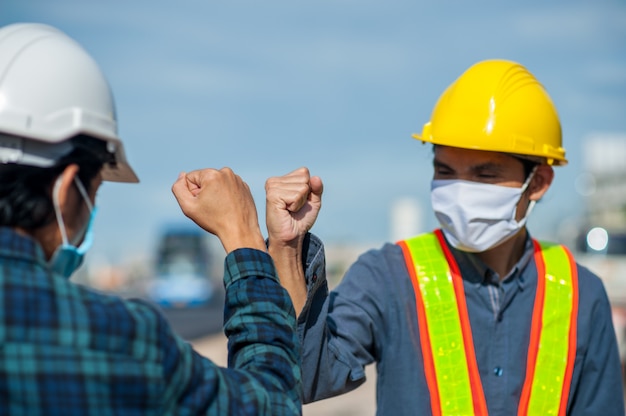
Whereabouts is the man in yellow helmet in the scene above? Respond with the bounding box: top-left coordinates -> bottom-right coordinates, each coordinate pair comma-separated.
265,60 -> 625,414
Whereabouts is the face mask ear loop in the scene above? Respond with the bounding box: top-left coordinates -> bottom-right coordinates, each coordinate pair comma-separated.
518,165 -> 538,223
71,177 -> 95,248
73,177 -> 93,212
52,175 -> 70,246
524,200 -> 537,219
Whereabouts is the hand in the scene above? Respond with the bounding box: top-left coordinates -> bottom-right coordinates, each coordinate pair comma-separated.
265,167 -> 323,250
172,167 -> 266,253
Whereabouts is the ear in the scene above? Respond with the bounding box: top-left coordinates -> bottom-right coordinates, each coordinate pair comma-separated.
52,164 -> 80,211
528,164 -> 554,201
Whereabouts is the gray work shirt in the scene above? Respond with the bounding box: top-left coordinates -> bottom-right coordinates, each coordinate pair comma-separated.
300,232 -> 625,415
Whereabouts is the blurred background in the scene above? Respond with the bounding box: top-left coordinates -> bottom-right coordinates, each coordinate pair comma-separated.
2,1 -> 625,413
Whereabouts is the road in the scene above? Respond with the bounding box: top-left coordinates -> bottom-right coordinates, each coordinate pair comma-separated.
157,292 -> 225,341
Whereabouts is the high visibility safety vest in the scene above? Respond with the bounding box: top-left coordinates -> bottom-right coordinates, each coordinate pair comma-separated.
398,230 -> 578,416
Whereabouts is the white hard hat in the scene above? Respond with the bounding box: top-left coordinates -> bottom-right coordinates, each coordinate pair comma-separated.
0,23 -> 138,182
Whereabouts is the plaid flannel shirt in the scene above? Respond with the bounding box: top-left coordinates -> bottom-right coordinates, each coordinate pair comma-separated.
0,227 -> 301,415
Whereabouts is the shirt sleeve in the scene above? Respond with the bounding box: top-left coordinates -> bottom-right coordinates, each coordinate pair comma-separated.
297,234 -> 389,403
568,264 -> 625,415
161,248 -> 301,415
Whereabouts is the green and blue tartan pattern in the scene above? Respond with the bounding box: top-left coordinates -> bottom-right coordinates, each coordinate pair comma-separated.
0,228 -> 301,415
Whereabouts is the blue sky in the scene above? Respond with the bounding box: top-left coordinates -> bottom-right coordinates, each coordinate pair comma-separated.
2,1 -> 626,265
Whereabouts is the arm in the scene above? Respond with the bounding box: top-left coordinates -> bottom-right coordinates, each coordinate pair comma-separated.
265,167 -> 323,315
264,168 -> 391,403
296,239 -> 403,403
568,266 -> 625,415
169,168 -> 301,414
264,167 -> 372,401
222,247 -> 301,414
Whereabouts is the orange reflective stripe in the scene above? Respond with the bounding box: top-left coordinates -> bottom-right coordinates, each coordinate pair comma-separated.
518,241 -> 578,416
400,230 -> 487,415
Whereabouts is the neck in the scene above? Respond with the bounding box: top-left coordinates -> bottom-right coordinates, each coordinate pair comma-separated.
475,228 -> 528,279
20,224 -> 60,261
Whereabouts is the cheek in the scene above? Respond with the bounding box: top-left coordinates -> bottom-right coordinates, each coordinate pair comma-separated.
66,205 -> 92,243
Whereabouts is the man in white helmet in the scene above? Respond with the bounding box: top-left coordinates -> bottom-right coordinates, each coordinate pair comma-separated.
0,23 -> 301,414
265,60 -> 625,414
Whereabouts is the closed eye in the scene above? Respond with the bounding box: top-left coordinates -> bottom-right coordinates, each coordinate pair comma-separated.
433,161 -> 455,178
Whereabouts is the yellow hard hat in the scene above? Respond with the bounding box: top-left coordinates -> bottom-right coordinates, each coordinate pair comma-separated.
413,59 -> 567,166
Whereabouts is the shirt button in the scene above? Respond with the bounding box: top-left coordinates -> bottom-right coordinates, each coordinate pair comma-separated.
494,367 -> 503,377
312,274 -> 317,283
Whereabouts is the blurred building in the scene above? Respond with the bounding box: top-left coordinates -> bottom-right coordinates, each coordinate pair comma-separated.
579,133 -> 626,231
390,197 -> 424,242
571,133 -> 626,375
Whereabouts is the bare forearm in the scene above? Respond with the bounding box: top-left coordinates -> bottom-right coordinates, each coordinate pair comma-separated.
269,243 -> 307,316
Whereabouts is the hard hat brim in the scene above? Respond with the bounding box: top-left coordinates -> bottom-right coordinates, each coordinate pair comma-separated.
411,132 -> 568,166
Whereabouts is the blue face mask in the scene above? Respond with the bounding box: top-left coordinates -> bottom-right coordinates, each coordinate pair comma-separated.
49,176 -> 97,279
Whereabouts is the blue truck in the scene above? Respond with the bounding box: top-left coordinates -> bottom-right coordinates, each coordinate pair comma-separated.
146,223 -> 220,308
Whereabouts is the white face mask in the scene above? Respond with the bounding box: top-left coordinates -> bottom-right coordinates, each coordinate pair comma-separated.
430,170 -> 536,253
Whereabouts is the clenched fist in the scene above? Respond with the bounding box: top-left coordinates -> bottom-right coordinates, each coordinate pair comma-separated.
265,167 -> 323,250
172,167 -> 265,253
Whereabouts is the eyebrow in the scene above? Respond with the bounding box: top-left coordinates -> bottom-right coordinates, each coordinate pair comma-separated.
472,162 -> 505,173
432,159 -> 452,170
433,158 -> 506,174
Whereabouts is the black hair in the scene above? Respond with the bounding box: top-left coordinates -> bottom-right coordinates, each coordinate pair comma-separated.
0,135 -> 111,230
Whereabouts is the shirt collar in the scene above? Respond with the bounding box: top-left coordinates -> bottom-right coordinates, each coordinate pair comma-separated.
444,232 -> 535,289
0,227 -> 48,266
